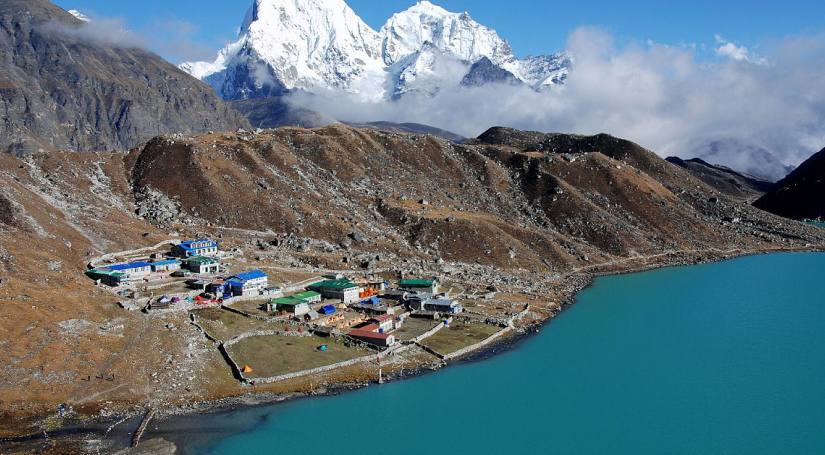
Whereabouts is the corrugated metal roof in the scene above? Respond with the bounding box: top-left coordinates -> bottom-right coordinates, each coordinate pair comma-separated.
349,328 -> 390,339
87,269 -> 125,277
399,279 -> 435,287
106,261 -> 151,271
151,259 -> 180,266
293,290 -> 321,300
310,279 -> 358,290
271,291 -> 320,306
185,256 -> 219,265
231,270 -> 267,282
179,239 -> 218,249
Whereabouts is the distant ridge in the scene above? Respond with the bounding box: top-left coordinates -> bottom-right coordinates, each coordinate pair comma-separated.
754,148 -> 825,220
666,157 -> 773,201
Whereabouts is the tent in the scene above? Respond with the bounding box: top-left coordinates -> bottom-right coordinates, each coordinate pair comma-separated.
241,365 -> 253,374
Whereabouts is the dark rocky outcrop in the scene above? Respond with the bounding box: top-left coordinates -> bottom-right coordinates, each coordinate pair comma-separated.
754,148 -> 825,220
666,157 -> 773,201
0,0 -> 247,153
461,57 -> 521,87
229,96 -> 333,129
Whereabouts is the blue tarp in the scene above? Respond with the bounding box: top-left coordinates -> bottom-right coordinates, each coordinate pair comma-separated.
320,305 -> 337,315
361,296 -> 380,305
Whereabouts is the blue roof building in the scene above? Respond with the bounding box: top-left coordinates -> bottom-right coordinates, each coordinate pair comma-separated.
172,239 -> 219,258
106,261 -> 152,271
100,261 -> 152,282
229,270 -> 268,282
150,259 -> 181,272
225,269 -> 269,296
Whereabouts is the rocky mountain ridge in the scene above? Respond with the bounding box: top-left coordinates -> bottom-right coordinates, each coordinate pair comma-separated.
0,0 -> 248,154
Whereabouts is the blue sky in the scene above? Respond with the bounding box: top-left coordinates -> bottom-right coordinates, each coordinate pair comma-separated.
53,0 -> 825,63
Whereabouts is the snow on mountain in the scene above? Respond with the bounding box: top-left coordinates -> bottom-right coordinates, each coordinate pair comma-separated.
388,42 -> 472,98
517,53 -> 572,88
181,0 -> 571,100
380,1 -> 515,67
184,0 -> 385,100
67,9 -> 90,22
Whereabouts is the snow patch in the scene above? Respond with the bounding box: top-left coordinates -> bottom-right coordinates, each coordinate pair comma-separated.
68,9 -> 90,23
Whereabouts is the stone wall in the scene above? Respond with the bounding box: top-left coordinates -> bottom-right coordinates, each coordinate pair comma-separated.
88,239 -> 180,269
442,326 -> 512,361
411,317 -> 452,343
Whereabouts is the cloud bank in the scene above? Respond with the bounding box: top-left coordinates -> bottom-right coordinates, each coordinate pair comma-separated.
41,12 -> 214,63
288,27 -> 825,179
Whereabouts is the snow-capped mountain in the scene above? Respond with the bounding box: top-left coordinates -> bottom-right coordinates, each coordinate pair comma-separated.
180,0 -> 385,100
182,0 -> 570,100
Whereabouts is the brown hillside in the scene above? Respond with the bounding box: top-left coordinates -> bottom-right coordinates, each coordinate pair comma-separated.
0,125 -> 823,440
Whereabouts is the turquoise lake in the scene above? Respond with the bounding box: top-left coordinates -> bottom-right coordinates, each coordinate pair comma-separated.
172,252 -> 825,454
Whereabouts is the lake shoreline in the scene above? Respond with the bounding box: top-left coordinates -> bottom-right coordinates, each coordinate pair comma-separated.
4,245 -> 824,453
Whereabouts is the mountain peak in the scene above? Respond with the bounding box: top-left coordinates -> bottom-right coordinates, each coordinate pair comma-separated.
406,1 -> 451,15
379,0 -> 511,67
189,0 -> 384,99
182,0 -> 570,100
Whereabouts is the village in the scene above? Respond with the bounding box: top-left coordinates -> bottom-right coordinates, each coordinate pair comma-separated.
85,237 -> 530,386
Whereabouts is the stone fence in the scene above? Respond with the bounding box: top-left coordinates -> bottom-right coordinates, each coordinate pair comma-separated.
189,313 -> 218,344
438,304 -> 529,361
88,239 -> 180,269
223,329 -> 312,348
239,335 -> 414,385
442,326 -> 513,361
248,352 -> 378,385
410,317 -> 452,343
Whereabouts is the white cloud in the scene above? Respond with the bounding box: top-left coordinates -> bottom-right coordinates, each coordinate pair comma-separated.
714,35 -> 767,64
288,27 -> 825,177
40,14 -> 145,48
42,12 -> 215,63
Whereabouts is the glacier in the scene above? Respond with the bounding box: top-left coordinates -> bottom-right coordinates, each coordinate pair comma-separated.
181,0 -> 570,101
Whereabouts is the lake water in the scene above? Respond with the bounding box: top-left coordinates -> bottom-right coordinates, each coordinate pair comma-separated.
175,252 -> 825,455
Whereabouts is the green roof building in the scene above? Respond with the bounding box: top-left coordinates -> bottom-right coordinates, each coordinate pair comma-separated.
308,279 -> 362,303
271,291 -> 322,306
86,269 -> 126,286
183,256 -> 220,274
398,278 -> 439,293
268,290 -> 321,315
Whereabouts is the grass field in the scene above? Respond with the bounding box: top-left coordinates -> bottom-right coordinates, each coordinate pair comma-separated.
228,335 -> 370,378
229,299 -> 272,316
391,317 -> 440,341
193,308 -> 273,341
423,322 -> 500,355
